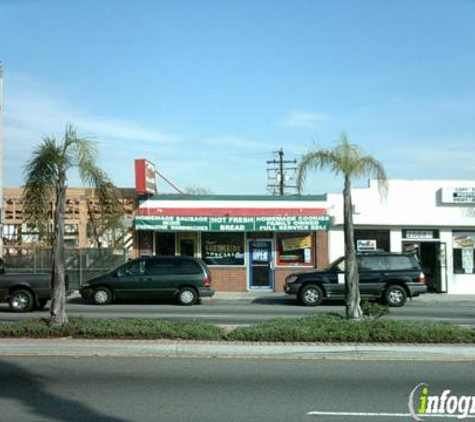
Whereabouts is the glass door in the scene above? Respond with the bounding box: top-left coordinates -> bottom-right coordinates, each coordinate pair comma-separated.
248,240 -> 274,290
177,232 -> 199,257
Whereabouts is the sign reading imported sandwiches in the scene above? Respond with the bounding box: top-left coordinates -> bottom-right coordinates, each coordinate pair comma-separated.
134,215 -> 330,232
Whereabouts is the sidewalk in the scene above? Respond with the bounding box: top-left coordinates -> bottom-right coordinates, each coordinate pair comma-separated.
0,338 -> 474,360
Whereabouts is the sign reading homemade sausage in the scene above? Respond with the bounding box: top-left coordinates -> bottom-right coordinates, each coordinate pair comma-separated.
134,215 -> 330,231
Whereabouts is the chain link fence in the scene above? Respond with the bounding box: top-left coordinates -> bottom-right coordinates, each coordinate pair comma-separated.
3,247 -> 128,290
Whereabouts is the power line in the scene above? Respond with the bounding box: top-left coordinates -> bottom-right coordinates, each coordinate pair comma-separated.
266,148 -> 298,196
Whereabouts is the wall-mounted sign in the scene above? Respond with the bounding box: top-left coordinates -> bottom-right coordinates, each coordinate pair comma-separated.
356,239 -> 377,252
403,230 -> 439,240
134,215 -> 330,232
135,159 -> 157,195
440,187 -> 475,204
281,235 -> 312,252
453,233 -> 475,249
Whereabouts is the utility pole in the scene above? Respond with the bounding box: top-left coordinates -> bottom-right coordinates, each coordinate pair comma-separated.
266,148 -> 298,196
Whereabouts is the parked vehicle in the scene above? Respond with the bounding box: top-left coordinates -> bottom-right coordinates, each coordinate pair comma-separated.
80,256 -> 215,306
284,252 -> 427,307
0,259 -> 51,312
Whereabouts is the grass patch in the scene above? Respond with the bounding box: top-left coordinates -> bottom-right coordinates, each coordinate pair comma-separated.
228,314 -> 475,343
0,315 -> 473,343
0,318 -> 224,341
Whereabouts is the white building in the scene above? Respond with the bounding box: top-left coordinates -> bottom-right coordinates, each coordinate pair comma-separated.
328,179 -> 475,294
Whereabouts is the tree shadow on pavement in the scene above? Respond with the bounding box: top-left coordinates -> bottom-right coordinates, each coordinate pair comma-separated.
0,359 -> 127,422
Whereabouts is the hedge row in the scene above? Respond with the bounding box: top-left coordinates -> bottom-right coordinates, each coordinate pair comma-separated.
1,314 -> 474,343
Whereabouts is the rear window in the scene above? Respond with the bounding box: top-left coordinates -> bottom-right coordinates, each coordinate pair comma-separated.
387,255 -> 419,271
175,260 -> 202,275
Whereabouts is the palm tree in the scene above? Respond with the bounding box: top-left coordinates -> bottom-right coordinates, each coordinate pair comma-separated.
296,134 -> 387,319
23,125 -> 123,325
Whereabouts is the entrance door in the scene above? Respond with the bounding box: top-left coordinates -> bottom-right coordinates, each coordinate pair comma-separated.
177,233 -> 198,257
248,240 -> 274,290
403,241 -> 444,292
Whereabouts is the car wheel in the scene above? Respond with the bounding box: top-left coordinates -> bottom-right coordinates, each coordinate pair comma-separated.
92,287 -> 113,305
384,285 -> 407,307
36,298 -> 49,310
9,289 -> 35,312
177,287 -> 198,306
298,284 -> 324,306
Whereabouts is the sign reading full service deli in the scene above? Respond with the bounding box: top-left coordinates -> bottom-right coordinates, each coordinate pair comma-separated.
135,215 -> 330,232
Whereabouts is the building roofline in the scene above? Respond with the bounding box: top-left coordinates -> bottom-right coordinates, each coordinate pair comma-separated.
143,194 -> 327,201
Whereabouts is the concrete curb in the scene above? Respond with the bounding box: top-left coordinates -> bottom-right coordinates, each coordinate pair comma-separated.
68,291 -> 475,304
1,339 -> 475,360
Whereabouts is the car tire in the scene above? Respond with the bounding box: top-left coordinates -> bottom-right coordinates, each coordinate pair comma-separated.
177,287 -> 198,306
9,289 -> 35,312
298,284 -> 324,306
36,298 -> 49,310
384,285 -> 407,307
92,287 -> 113,305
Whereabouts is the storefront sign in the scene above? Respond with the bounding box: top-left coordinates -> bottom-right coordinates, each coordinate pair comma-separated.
134,215 -> 330,232
357,239 -> 377,252
440,187 -> 475,204
135,159 -> 157,195
454,234 -> 474,249
403,230 -> 438,240
281,235 -> 312,251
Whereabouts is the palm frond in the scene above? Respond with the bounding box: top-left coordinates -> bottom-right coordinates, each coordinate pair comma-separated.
296,132 -> 388,198
23,138 -> 62,236
296,149 -> 339,193
359,155 -> 388,198
80,161 -> 124,228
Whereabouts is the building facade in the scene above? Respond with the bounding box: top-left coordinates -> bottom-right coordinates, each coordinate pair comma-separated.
134,194 -> 330,292
3,187 -> 137,250
328,179 -> 475,294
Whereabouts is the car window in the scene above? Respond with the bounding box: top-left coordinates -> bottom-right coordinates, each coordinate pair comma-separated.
387,255 -> 419,271
335,260 -> 345,272
145,259 -> 176,275
360,256 -> 387,271
129,260 -> 146,275
328,258 -> 345,272
116,260 -> 145,276
176,260 -> 202,275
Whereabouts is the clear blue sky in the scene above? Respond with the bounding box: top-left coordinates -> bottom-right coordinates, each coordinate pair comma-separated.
1,0 -> 474,194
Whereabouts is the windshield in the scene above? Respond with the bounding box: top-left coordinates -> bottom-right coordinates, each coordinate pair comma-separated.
327,257 -> 345,272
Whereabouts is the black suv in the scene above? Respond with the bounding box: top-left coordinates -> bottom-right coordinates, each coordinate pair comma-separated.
284,252 -> 427,307
80,256 -> 214,306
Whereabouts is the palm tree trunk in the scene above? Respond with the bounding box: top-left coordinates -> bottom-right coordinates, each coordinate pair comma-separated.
49,172 -> 68,325
343,175 -> 363,319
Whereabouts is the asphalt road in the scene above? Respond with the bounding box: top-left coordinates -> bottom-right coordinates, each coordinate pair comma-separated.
0,295 -> 474,326
0,356 -> 473,422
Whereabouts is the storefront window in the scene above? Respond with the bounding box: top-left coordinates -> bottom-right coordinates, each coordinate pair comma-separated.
276,232 -> 314,266
154,232 -> 176,256
201,233 -> 245,266
355,229 -> 390,252
453,231 -> 475,274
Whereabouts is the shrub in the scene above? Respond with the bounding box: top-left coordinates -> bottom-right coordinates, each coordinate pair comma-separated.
0,315 -> 473,343
361,301 -> 390,320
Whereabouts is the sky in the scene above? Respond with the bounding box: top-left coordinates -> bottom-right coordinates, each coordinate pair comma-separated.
1,0 -> 475,195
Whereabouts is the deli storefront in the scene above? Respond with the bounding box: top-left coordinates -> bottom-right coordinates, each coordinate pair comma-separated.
134,195 -> 330,292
